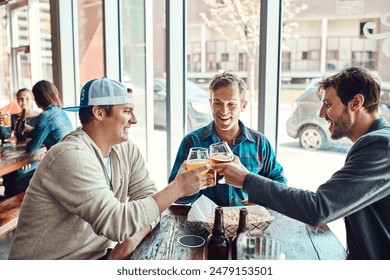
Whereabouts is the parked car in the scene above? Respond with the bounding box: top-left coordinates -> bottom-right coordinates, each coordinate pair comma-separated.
286,79 -> 390,150
153,78 -> 213,131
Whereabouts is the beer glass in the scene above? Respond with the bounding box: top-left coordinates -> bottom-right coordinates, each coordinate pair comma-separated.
237,231 -> 286,260
186,147 -> 210,174
1,114 -> 11,127
209,141 -> 234,184
186,147 -> 210,189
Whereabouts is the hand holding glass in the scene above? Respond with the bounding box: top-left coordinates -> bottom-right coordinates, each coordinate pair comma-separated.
186,147 -> 210,189
209,141 -> 235,184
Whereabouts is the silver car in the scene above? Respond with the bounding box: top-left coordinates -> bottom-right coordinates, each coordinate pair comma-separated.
286,79 -> 390,150
153,78 -> 213,131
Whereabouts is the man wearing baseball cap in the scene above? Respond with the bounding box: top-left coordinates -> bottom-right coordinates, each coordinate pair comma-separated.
9,78 -> 211,260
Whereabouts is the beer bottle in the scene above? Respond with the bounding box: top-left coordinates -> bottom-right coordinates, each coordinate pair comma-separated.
231,208 -> 249,260
206,207 -> 230,260
15,109 -> 26,135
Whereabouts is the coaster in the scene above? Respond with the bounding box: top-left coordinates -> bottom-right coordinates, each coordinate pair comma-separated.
178,235 -> 205,248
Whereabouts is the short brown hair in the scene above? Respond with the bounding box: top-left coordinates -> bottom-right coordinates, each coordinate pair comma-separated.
209,72 -> 247,101
79,105 -> 114,126
318,67 -> 381,113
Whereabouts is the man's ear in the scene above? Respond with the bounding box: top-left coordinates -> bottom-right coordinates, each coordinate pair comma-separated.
92,106 -> 104,121
350,94 -> 364,111
241,100 -> 248,111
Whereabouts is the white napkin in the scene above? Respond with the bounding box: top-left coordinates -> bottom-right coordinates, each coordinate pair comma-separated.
187,195 -> 218,222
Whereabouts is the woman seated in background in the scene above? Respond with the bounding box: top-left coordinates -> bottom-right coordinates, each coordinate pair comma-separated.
0,81 -> 73,198
0,88 -> 41,199
26,80 -> 73,153
0,88 -> 40,140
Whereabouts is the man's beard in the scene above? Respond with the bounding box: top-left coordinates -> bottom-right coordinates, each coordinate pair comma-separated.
331,107 -> 352,140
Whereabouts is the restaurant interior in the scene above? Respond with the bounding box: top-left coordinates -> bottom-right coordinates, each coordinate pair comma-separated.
0,0 -> 389,261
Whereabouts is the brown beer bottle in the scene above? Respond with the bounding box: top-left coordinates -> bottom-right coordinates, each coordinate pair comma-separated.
231,208 -> 249,260
206,207 -> 230,260
15,108 -> 26,135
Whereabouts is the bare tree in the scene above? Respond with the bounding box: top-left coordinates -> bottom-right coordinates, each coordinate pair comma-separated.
200,0 -> 307,126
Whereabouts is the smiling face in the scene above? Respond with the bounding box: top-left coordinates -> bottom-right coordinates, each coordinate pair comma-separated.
319,87 -> 353,140
101,103 -> 137,145
17,90 -> 34,111
210,85 -> 247,133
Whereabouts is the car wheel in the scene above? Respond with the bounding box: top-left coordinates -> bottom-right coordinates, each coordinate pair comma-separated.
298,125 -> 327,150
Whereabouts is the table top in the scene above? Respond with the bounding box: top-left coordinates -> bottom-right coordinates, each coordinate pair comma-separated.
129,204 -> 347,260
0,142 -> 46,177
0,192 -> 25,236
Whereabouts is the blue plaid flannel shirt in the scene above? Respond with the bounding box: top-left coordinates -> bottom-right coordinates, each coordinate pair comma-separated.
168,120 -> 287,206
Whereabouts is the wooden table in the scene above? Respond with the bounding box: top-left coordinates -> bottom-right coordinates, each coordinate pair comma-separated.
130,204 -> 347,260
0,192 -> 25,237
0,142 -> 46,177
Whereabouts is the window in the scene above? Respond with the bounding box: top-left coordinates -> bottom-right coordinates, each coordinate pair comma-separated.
207,52 -> 217,71
279,0 -> 390,249
238,52 -> 246,71
221,53 -> 229,62
77,0 -> 104,85
327,50 -> 338,59
352,51 -> 376,69
282,52 -> 291,70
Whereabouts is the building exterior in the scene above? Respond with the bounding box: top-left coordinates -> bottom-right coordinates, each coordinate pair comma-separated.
282,0 -> 390,83
169,0 -> 390,85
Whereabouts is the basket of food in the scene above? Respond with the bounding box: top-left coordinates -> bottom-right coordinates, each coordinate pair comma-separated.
187,195 -> 274,238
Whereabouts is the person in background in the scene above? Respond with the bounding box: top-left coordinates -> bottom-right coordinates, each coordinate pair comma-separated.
169,72 -> 286,206
0,88 -> 40,141
214,67 -> 390,260
0,88 -> 40,199
9,77 -> 210,260
26,80 -> 73,153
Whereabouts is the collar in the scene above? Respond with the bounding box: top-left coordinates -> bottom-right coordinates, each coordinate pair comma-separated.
70,127 -> 120,160
367,117 -> 390,133
199,120 -> 256,145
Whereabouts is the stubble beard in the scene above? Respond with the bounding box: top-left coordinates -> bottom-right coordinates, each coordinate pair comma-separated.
330,107 -> 352,140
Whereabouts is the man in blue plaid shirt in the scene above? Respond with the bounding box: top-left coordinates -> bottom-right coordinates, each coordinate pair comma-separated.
169,72 -> 286,206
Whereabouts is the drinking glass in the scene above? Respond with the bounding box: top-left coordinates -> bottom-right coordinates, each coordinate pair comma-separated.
186,147 -> 210,174
186,147 -> 210,189
5,115 -> 11,127
236,231 -> 286,260
209,141 -> 235,184
0,114 -> 11,127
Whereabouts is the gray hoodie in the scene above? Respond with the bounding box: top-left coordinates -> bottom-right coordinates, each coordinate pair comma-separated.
9,128 -> 160,259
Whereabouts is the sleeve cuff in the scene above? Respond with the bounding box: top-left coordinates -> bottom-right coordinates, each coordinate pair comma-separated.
143,196 -> 161,230
242,172 -> 256,193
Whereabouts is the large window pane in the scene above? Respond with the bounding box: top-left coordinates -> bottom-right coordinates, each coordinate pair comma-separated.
11,6 -> 31,90
39,0 -> 53,82
186,0 -> 259,130
77,0 -> 104,85
150,0 -> 168,188
0,5 -> 10,107
279,0 -> 390,248
121,0 -> 148,160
